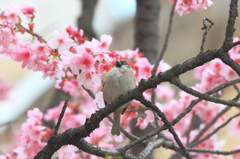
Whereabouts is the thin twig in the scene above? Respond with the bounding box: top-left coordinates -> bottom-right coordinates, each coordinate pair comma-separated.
189,92 -> 240,146
186,147 -> 240,155
150,0 -> 178,125
54,100 -> 68,135
170,77 -> 240,107
185,112 -> 196,146
232,41 -> 240,47
82,85 -> 95,99
191,113 -> 240,147
137,139 -> 164,159
171,79 -> 240,126
74,139 -> 137,159
189,107 -> 230,147
18,24 -> 47,43
200,17 -> 214,53
137,95 -> 192,159
151,0 -> 178,76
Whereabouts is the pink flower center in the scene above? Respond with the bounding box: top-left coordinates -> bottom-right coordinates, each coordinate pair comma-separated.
85,73 -> 92,79
100,42 -> 107,48
58,39 -> 64,44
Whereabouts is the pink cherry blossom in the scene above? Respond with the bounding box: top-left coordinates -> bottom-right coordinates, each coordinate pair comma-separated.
27,55 -> 47,71
4,7 -> 20,25
42,60 -> 65,79
55,78 -> 83,97
31,40 -> 50,56
220,65 -> 238,81
48,30 -> 74,54
77,71 -> 101,89
82,41 -> 94,53
232,145 -> 240,159
92,34 -> 112,51
12,146 -> 27,159
58,145 -> 80,159
229,118 -> 240,136
65,25 -> 84,42
98,62 -> 112,74
229,37 -> 240,54
0,154 -> 13,159
26,140 -> 46,159
117,48 -> 140,59
27,108 -> 43,120
156,85 -> 175,101
157,60 -> 171,73
169,0 -> 213,16
21,4 -> 36,18
94,52 -> 110,63
94,92 -> 105,108
135,57 -> 153,80
14,46 -> 31,69
75,50 -> 95,72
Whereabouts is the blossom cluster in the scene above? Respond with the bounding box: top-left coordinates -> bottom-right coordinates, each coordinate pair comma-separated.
0,108 -> 50,159
169,0 -> 214,16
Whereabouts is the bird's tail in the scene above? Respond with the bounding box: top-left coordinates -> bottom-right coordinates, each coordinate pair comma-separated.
111,112 -> 121,135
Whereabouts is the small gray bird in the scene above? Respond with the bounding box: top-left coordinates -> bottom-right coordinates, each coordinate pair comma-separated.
102,59 -> 137,135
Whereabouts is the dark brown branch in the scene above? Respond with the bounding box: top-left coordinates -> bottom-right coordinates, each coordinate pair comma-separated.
232,41 -> 240,47
53,100 -> 68,135
137,139 -> 164,159
137,95 -> 192,159
74,139 -> 137,159
186,147 -> 240,155
189,106 -> 231,147
82,85 -> 95,99
222,0 -> 238,50
170,77 -> 240,107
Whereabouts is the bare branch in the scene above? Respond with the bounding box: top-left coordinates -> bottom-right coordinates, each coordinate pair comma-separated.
137,95 -> 192,159
222,0 -> 238,50
18,24 -> 47,43
170,77 -> 240,107
82,85 -> 95,99
53,100 -> 68,135
191,113 -> 240,147
189,106 -> 231,147
151,0 -> 178,76
171,79 -> 240,127
74,139 -> 137,159
137,139 -> 164,159
187,147 -> 240,155
200,17 -> 214,53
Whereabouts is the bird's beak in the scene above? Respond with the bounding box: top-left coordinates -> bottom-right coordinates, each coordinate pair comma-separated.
116,60 -> 122,68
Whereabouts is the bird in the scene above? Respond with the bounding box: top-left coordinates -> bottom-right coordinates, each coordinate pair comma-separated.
102,59 -> 137,135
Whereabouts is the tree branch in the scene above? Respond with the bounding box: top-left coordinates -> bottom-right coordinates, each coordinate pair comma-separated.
170,77 -> 240,107
200,17 -> 214,53
151,0 -> 178,75
191,113 -> 240,147
53,100 -> 68,135
137,95 -> 192,159
137,139 -> 164,159
222,0 -> 238,50
74,139 -> 137,159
